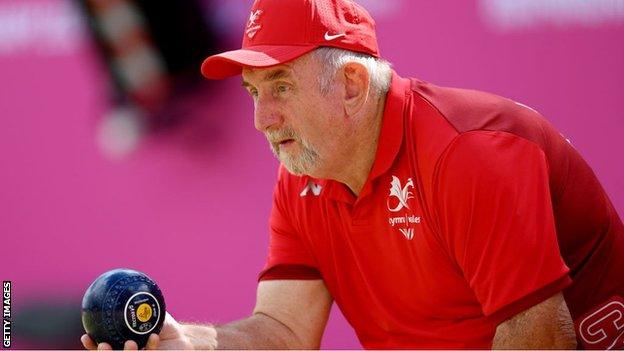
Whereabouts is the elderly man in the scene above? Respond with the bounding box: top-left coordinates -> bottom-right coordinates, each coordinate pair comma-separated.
82,0 -> 624,349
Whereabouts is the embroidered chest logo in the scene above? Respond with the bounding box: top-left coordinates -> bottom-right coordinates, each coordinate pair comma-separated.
246,10 -> 263,39
386,175 -> 421,240
387,175 -> 414,212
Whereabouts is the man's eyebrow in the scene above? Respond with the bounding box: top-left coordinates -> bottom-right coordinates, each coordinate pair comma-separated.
263,68 -> 292,81
242,67 -> 293,88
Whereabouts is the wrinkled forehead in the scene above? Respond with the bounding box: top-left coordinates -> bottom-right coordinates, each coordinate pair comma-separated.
242,53 -> 317,84
242,64 -> 293,84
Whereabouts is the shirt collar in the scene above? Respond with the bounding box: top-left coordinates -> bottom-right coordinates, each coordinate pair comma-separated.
324,71 -> 411,203
367,70 -> 410,181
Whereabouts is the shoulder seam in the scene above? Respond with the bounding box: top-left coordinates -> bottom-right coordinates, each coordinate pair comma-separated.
411,87 -> 461,135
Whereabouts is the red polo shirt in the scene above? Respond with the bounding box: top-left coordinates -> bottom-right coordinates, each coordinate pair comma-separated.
259,72 -> 624,349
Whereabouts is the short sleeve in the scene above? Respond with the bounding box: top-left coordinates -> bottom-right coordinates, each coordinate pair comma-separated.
434,131 -> 571,322
259,166 -> 321,281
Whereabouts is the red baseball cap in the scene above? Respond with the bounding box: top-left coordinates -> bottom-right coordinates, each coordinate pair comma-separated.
201,0 -> 379,79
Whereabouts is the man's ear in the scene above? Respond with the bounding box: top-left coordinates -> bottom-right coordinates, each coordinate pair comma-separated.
340,62 -> 370,117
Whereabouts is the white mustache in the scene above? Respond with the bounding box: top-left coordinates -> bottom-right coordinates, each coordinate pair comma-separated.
265,128 -> 298,144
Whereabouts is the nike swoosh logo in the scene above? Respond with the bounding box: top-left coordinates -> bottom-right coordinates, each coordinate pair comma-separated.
324,32 -> 346,41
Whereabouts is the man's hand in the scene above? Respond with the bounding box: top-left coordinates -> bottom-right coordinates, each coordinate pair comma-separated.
80,313 -> 194,350
81,279 -> 332,349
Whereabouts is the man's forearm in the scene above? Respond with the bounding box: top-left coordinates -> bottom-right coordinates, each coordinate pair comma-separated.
492,293 -> 577,349
181,313 -> 303,350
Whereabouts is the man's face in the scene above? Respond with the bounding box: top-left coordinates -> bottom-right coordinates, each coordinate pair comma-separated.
242,55 -> 344,177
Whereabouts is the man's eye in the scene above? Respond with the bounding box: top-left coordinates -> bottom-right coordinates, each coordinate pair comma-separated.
276,84 -> 290,93
249,89 -> 258,97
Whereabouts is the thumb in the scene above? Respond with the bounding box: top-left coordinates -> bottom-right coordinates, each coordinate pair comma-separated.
158,312 -> 182,339
144,333 -> 160,350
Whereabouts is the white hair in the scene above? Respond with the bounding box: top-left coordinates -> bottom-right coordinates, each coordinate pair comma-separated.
311,47 -> 392,96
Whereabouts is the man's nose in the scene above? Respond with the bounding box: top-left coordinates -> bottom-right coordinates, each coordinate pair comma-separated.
253,99 -> 282,132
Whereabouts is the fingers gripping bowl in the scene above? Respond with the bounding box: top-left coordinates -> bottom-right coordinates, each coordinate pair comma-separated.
82,269 -> 166,349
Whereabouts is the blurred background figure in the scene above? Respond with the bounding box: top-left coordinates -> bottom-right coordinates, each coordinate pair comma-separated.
78,0 -> 218,159
0,0 -> 622,349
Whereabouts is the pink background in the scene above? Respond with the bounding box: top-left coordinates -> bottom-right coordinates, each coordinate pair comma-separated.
1,0 -> 622,348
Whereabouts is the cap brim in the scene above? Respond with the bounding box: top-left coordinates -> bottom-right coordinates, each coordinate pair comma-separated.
201,45 -> 317,79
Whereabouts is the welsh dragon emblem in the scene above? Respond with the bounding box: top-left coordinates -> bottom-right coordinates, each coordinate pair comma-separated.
387,176 -> 414,212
